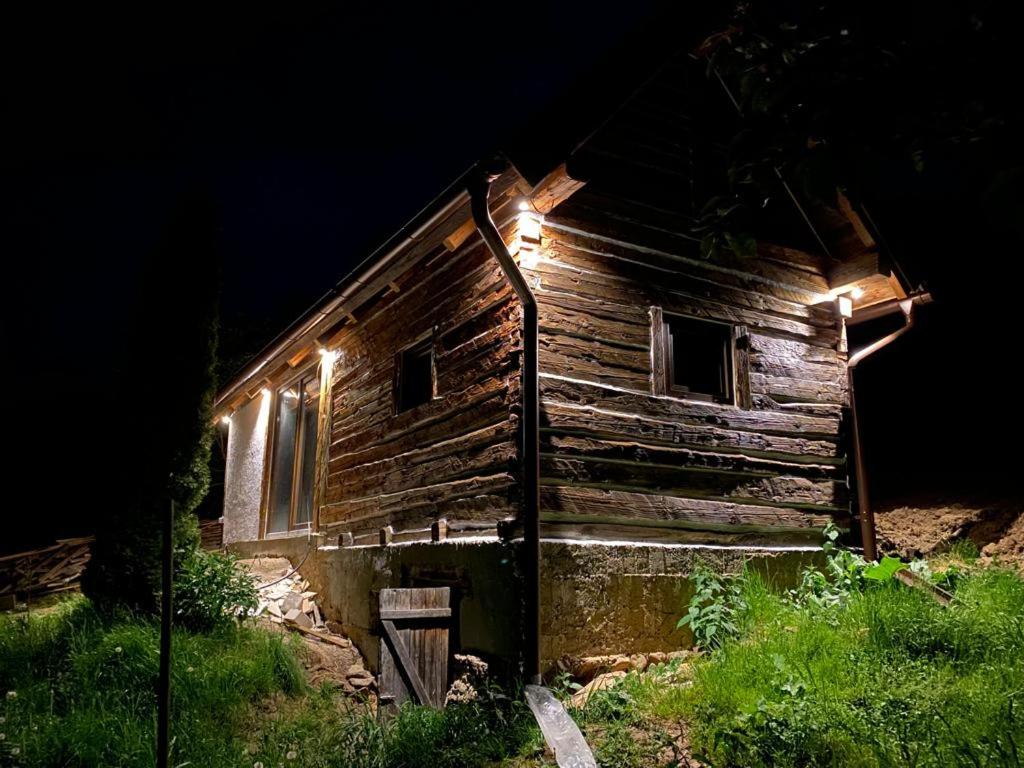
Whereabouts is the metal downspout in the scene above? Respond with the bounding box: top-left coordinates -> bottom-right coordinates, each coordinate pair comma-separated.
847,299 -> 915,560
468,165 -> 542,684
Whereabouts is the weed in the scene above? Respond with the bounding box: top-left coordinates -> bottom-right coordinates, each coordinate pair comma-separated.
678,562 -> 747,650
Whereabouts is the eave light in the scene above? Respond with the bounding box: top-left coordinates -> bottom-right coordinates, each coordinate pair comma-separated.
850,286 -> 865,300
838,295 -> 853,318
220,415 -> 232,425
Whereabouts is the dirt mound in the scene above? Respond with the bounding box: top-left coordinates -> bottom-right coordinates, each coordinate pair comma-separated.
981,512 -> 1024,566
876,498 -> 1023,566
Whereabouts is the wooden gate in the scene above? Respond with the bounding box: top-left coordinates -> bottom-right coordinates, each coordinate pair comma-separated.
378,587 -> 451,708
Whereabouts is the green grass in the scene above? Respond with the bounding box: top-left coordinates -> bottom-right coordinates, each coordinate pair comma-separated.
628,566 -> 1024,767
0,597 -> 538,768
5,561 -> 1022,767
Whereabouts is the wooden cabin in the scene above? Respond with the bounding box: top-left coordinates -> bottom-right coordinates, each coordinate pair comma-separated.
215,56 -> 923,671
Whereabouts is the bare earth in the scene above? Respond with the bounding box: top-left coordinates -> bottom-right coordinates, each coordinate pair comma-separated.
875,497 -> 1024,566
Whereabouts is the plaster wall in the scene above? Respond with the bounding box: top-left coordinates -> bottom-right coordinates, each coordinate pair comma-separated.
223,394 -> 271,544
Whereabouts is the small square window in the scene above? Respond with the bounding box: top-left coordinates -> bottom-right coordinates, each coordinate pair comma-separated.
661,314 -> 733,403
397,338 -> 434,412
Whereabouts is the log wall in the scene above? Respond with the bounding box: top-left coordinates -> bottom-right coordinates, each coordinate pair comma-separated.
319,230 -> 523,545
529,187 -> 849,545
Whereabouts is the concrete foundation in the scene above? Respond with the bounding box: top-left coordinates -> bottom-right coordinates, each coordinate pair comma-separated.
231,534 -> 522,674
231,534 -> 820,675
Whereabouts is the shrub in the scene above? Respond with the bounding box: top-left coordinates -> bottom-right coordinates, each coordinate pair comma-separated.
173,549 -> 258,632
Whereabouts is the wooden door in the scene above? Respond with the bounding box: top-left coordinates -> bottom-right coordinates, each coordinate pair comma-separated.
378,587 -> 451,708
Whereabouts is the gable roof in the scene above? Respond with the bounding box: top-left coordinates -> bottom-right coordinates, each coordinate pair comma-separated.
215,19 -> 921,414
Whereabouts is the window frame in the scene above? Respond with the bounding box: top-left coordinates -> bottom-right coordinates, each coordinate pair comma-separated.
651,307 -> 749,407
395,334 -> 436,414
261,365 -> 321,537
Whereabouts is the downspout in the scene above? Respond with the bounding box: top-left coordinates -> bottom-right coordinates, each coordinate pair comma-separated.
468,164 -> 542,685
847,298 -> 915,561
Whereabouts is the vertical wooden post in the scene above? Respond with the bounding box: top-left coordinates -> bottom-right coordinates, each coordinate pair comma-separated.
311,350 -> 336,531
649,306 -> 666,396
430,518 -> 448,542
733,325 -> 752,409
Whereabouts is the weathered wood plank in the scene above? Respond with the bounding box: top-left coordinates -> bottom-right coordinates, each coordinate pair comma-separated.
540,374 -> 840,436
540,485 -> 839,532
379,587 -> 450,708
542,400 -> 840,459
541,455 -> 846,508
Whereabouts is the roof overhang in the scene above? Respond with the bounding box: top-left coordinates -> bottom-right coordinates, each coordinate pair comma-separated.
213,161 -> 584,418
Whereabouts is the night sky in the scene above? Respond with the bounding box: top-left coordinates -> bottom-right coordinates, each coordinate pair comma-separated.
3,3 -> 1021,553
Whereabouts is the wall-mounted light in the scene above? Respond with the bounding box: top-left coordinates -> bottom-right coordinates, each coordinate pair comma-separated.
318,347 -> 330,356
516,209 -> 543,270
837,295 -> 853,318
519,211 -> 542,243
220,415 -> 232,425
517,199 -> 532,212
850,286 -> 865,300
260,387 -> 272,398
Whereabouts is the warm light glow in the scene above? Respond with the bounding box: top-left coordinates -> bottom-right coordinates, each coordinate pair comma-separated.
838,295 -> 853,318
318,347 -> 330,356
518,210 -> 542,242
260,387 -> 271,397
850,286 -> 865,300
517,199 -> 531,212
221,415 -> 232,425
520,250 -> 540,270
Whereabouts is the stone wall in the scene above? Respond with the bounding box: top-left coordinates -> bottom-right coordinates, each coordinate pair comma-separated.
539,541 -> 821,663
231,536 -> 820,675
230,536 -> 522,675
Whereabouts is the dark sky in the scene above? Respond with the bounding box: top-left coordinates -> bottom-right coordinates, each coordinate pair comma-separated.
1,3 -> 670,551
2,2 -> 1021,553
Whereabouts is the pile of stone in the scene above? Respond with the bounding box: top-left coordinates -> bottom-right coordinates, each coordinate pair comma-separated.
239,557 -> 375,694
256,569 -> 324,629
556,650 -> 696,709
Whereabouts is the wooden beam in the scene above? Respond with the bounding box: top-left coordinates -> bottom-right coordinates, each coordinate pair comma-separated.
836,190 -> 876,249
443,217 -> 477,252
430,518 -> 448,542
380,608 -> 452,620
311,351 -> 335,532
380,619 -> 432,706
827,250 -> 881,291
287,346 -> 312,368
529,163 -> 586,214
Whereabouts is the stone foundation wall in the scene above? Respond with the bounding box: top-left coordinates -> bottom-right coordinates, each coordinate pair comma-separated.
231,535 -> 820,675
230,535 -> 522,675
539,541 -> 820,663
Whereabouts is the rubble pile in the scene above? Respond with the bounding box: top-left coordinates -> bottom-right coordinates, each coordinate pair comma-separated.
256,569 -> 324,629
238,557 -> 375,694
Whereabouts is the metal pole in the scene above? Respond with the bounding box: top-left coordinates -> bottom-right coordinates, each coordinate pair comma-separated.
468,165 -> 542,684
157,499 -> 173,768
847,300 -> 915,561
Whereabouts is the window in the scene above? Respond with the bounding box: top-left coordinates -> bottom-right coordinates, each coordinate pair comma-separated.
396,338 -> 434,412
267,371 -> 321,534
658,313 -> 734,403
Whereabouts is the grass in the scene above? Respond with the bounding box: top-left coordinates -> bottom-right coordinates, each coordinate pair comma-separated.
4,556 -> 1022,767
0,596 -> 538,768
562,563 -> 1024,767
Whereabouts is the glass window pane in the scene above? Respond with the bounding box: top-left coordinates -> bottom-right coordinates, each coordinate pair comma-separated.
295,375 -> 320,526
267,385 -> 300,532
